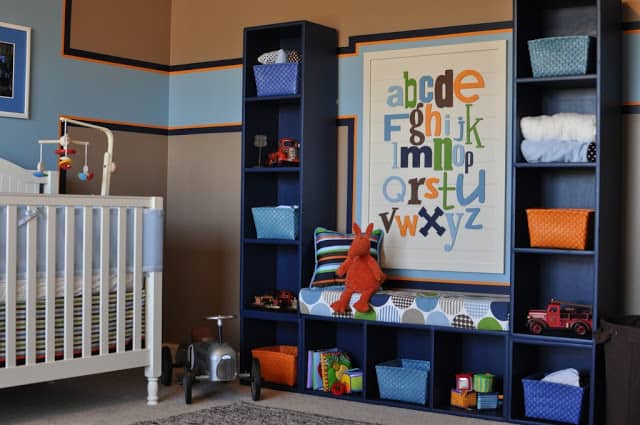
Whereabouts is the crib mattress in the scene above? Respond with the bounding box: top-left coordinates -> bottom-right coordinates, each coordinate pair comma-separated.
0,272 -> 136,304
299,287 -> 510,331
0,290 -> 145,364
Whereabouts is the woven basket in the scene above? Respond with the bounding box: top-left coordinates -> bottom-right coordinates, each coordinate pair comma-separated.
526,209 -> 593,250
251,345 -> 298,386
451,389 -> 477,408
528,36 -> 594,78
523,375 -> 586,424
375,359 -> 430,404
477,392 -> 499,410
253,63 -> 299,96
251,206 -> 299,240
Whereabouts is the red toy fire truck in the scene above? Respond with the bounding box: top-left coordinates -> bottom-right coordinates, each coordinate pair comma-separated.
527,299 -> 592,336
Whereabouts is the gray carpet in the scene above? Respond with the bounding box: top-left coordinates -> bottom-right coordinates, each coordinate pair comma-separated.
132,401 -> 380,425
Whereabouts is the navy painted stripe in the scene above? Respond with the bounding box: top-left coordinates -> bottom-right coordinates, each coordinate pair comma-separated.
623,21 -> 640,31
170,58 -> 243,71
169,125 -> 242,135
337,21 -> 513,54
337,117 -> 355,230
624,105 -> 640,114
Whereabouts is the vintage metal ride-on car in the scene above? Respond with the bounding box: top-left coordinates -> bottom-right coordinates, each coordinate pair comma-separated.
527,299 -> 593,336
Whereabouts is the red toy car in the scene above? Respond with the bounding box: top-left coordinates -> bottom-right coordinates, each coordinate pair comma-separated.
267,138 -> 300,166
527,299 -> 592,336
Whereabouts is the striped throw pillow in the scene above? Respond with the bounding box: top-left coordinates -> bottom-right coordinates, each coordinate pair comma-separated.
309,227 -> 384,288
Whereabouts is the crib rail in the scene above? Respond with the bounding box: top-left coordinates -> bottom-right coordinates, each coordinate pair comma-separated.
0,194 -> 162,404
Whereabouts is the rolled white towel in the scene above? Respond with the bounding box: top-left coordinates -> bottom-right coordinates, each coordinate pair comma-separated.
520,113 -> 596,143
542,368 -> 581,387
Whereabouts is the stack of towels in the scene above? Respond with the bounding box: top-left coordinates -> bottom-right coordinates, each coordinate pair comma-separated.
520,113 -> 596,163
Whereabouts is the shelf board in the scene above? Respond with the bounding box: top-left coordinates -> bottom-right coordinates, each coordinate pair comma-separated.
514,247 -> 595,256
244,94 -> 301,103
514,162 -> 596,169
512,333 -> 594,348
242,308 -> 299,322
364,396 -> 430,411
432,405 -> 505,421
244,166 -> 300,173
243,238 -> 300,246
516,74 -> 597,89
302,389 -> 365,402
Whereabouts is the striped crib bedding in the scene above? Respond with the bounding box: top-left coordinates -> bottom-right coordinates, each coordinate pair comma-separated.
0,290 -> 145,365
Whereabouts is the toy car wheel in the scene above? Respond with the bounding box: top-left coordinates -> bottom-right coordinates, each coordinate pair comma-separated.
573,322 -> 589,336
161,346 -> 173,386
184,370 -> 194,404
251,358 -> 262,401
528,320 -> 545,335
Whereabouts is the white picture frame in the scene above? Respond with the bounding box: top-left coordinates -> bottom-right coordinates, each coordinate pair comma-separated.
0,21 -> 31,119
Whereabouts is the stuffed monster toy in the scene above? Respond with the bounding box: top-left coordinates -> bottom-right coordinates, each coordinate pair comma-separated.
330,223 -> 386,313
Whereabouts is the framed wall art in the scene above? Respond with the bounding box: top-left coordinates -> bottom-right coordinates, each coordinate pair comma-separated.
0,22 -> 31,119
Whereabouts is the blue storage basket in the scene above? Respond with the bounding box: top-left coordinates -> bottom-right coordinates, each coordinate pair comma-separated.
522,374 -> 586,424
253,63 -> 299,96
477,392 -> 499,410
251,206 -> 299,240
375,359 -> 430,405
528,36 -> 594,78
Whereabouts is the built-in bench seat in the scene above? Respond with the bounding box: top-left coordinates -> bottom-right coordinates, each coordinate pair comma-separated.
299,287 -> 510,331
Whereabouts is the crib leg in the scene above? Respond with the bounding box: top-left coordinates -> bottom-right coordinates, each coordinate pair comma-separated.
147,377 -> 159,405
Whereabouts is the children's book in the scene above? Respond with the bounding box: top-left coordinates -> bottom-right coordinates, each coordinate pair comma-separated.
320,351 -> 352,392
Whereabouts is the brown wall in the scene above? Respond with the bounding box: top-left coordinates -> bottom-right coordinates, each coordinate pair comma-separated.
169,0 -> 512,64
65,128 -> 167,199
164,133 -> 242,347
70,0 -> 172,65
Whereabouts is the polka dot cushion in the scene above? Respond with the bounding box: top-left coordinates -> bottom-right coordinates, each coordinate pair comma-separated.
298,287 -> 510,331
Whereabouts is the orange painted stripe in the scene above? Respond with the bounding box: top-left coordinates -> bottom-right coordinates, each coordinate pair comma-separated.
624,29 -> 640,34
387,275 -> 510,287
170,64 -> 243,75
60,0 -> 67,58
61,115 -> 168,130
338,28 -> 513,58
624,101 -> 640,106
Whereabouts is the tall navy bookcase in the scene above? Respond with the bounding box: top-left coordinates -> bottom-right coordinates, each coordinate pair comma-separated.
509,1 -> 620,424
240,4 -> 621,423
239,21 -> 338,389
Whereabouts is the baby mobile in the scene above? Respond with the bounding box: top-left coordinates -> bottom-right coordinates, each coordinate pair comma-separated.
33,116 -> 116,196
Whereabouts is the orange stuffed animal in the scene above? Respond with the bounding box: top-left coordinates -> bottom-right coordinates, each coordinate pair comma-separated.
330,223 -> 386,313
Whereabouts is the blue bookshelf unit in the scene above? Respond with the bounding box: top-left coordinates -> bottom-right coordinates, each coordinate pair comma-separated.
510,1 -> 621,424
239,21 -> 338,389
240,3 -> 621,422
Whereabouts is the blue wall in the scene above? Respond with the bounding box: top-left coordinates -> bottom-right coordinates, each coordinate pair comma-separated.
1,0 -> 168,169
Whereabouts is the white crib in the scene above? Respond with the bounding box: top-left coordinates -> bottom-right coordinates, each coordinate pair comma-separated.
0,159 -> 163,405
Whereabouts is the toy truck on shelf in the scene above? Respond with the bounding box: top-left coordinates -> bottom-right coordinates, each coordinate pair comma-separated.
527,299 -> 593,336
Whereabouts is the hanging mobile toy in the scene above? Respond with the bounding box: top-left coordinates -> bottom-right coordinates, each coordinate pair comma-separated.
77,142 -> 94,181
55,121 -> 76,170
32,142 -> 48,178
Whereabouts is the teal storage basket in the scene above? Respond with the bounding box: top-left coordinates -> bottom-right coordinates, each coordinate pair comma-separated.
251,206 -> 299,240
375,359 -> 430,405
253,63 -> 299,96
522,374 -> 586,424
528,36 -> 594,78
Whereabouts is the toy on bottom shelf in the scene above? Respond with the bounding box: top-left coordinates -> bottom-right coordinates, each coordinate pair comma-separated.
340,368 -> 363,394
527,299 -> 593,336
451,372 -> 501,410
306,348 -> 352,394
330,223 -> 386,313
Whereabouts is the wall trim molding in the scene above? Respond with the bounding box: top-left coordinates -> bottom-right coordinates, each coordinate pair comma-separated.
62,0 -> 513,74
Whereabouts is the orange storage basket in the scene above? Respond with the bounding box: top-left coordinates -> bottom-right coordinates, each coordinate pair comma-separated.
251,345 -> 298,386
526,209 -> 594,250
451,389 -> 478,408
